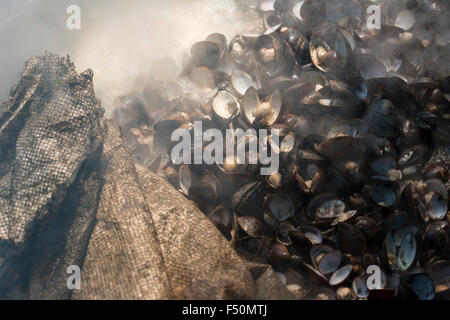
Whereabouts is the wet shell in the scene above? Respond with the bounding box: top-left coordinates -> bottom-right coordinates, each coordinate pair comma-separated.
232,181 -> 267,217
364,99 -> 401,139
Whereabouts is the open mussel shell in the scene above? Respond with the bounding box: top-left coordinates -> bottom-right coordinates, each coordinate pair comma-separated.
331,210 -> 358,227
352,276 -> 369,299
309,36 -> 333,73
271,126 -> 295,154
370,155 -> 402,182
237,216 -> 263,238
289,226 -> 323,251
263,10 -> 281,30
329,265 -> 353,286
232,181 -> 268,217
211,90 -> 240,122
299,226 -> 323,245
208,206 -> 234,240
228,35 -> 254,67
309,29 -> 348,73
243,88 -> 283,127
369,186 -> 397,208
417,179 -> 449,221
179,164 -> 198,196
308,193 -> 346,220
310,244 -> 334,269
426,193 -> 448,220
254,33 -> 295,79
423,162 -> 449,183
397,233 -> 417,272
260,90 -> 283,126
231,70 -> 258,97
205,33 -> 227,58
295,165 -> 327,195
242,87 -> 260,125
266,195 -> 294,223
317,250 -> 342,275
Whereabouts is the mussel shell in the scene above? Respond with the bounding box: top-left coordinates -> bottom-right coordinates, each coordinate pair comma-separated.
299,226 -> 323,245
232,181 -> 268,217
310,244 -> 334,268
329,265 -> 353,286
267,243 -> 292,272
237,216 -> 264,237
231,70 -> 259,97
242,87 -> 260,125
423,162 -> 449,182
154,112 -> 189,138
370,155 -> 402,182
263,10 -> 282,30
254,33 -> 296,78
317,250 -> 342,275
188,180 -> 218,214
352,276 -> 369,299
317,136 -> 354,159
208,206 -> 234,240
397,233 -> 417,272
282,82 -> 316,111
427,193 -> 448,220
228,35 -> 253,67
212,90 -> 240,121
423,221 -> 449,252
364,99 -> 401,139
267,195 -> 295,222
336,222 -> 367,256
369,186 -> 397,208
205,33 -> 227,58
297,0 -> 326,25
190,41 -> 221,69
179,164 -> 198,195
308,193 -> 346,220
309,36 -> 333,73
384,231 -> 397,270
405,273 -> 435,300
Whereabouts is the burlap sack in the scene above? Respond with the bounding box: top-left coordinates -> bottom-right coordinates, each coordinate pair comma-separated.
0,54 -> 293,300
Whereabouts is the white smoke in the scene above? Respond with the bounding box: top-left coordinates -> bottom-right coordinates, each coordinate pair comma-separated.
0,0 -> 260,113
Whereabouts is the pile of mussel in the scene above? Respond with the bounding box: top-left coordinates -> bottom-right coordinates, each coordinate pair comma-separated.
112,0 -> 450,300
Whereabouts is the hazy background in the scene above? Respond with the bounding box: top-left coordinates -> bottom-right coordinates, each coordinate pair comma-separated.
0,0 -> 260,113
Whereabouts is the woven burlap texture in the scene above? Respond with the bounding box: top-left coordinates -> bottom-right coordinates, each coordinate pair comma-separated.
0,54 -> 292,300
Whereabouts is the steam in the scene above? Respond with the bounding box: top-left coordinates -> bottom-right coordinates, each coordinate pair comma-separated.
0,0 -> 260,114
